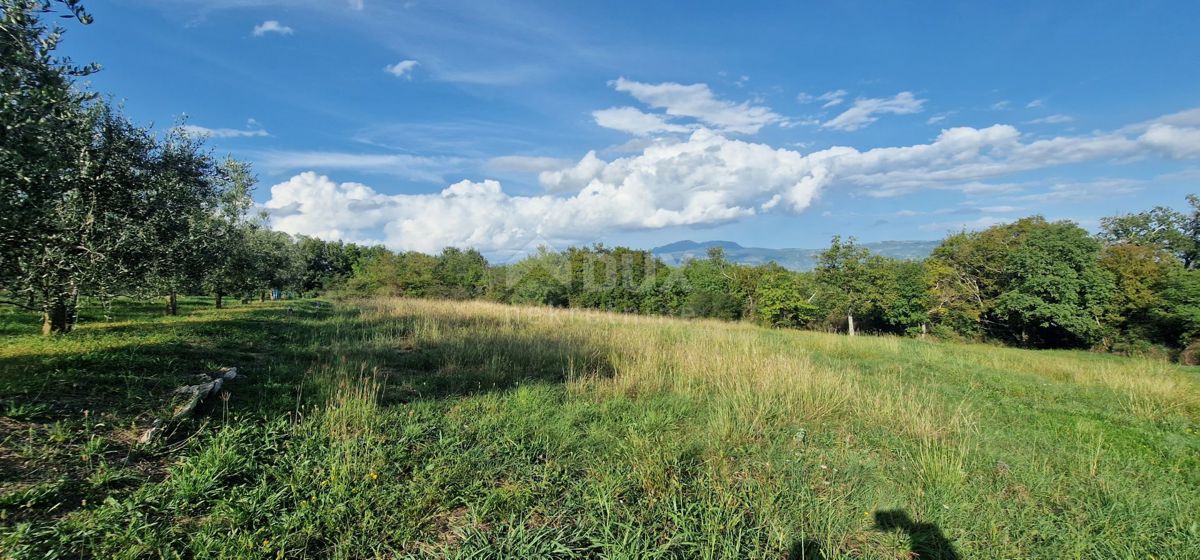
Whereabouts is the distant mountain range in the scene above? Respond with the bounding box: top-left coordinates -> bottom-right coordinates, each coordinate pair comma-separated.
651,239 -> 941,271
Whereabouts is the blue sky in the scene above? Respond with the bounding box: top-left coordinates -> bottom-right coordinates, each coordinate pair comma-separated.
61,0 -> 1200,255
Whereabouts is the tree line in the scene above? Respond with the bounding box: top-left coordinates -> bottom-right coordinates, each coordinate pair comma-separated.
335,203 -> 1200,360
4,2 -> 1200,361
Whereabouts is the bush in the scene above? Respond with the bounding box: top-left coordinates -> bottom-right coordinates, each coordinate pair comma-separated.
1178,339 -> 1200,365
682,290 -> 741,320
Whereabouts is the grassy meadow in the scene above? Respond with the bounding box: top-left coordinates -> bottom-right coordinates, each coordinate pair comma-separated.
1,297 -> 1198,558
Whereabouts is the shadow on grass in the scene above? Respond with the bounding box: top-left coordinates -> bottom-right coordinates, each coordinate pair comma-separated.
874,509 -> 960,560
788,509 -> 960,560
1,298 -> 616,421
788,539 -> 827,560
0,301 -> 334,419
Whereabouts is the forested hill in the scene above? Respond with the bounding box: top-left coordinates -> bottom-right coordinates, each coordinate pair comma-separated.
652,240 -> 941,270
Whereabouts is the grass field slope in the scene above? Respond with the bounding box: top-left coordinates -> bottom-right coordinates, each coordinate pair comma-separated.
1,298 -> 1198,559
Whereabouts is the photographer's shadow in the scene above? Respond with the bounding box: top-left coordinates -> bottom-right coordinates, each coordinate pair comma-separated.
789,509 -> 960,559
874,509 -> 961,560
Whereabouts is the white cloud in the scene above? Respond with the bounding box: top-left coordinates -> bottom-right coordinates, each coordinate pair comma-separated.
820,90 -> 848,108
536,150 -> 608,193
178,123 -> 269,138
384,60 -> 419,79
991,100 -> 1011,110
262,108 -> 1200,253
1138,124 -> 1200,158
252,20 -> 293,36
1026,99 -> 1045,108
797,89 -> 848,108
612,77 -> 782,134
1028,114 -> 1073,124
927,114 -> 948,125
822,92 -> 925,131
1151,108 -> 1200,128
592,106 -> 693,136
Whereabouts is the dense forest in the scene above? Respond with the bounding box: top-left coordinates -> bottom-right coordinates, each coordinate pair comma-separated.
4,1 -> 1200,360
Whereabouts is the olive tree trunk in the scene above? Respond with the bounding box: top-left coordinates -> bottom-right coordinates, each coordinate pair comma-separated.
42,298 -> 74,335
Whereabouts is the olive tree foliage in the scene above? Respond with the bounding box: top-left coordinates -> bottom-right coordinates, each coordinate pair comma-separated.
143,129 -> 223,315
1,0 -> 96,332
200,159 -> 261,307
1,1 -> 246,333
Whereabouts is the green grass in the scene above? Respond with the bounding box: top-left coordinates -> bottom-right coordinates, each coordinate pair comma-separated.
1,297 -> 1198,558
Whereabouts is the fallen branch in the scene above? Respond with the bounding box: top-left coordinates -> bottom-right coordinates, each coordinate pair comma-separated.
140,367 -> 239,444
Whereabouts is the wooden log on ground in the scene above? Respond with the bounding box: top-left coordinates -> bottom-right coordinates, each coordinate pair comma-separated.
139,367 -> 239,444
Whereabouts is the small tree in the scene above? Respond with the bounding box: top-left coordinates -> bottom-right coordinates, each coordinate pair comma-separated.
815,236 -> 876,335
754,265 -> 817,328
879,259 -> 933,336
1098,243 -> 1178,343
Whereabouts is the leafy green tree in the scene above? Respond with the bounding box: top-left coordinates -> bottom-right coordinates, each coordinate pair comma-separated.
991,220 -> 1113,347
433,247 -> 488,300
814,236 -> 877,335
245,227 -> 305,302
345,249 -> 403,296
564,245 -> 662,312
295,236 -> 368,295
201,160 -> 260,307
927,217 -> 1058,339
678,247 -> 742,320
3,2 -> 236,331
753,265 -> 817,328
1,0 -> 97,333
1100,197 -> 1200,268
505,247 -> 568,306
1153,268 -> 1200,346
1097,243 -> 1178,343
879,259 -> 932,336
143,127 -> 223,315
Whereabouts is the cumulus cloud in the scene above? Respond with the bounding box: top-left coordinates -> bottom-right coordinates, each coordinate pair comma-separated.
263,109 -> 1200,253
384,60 -> 419,79
252,20 -> 293,36
822,92 -> 925,131
592,106 -> 693,135
611,77 -> 783,134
